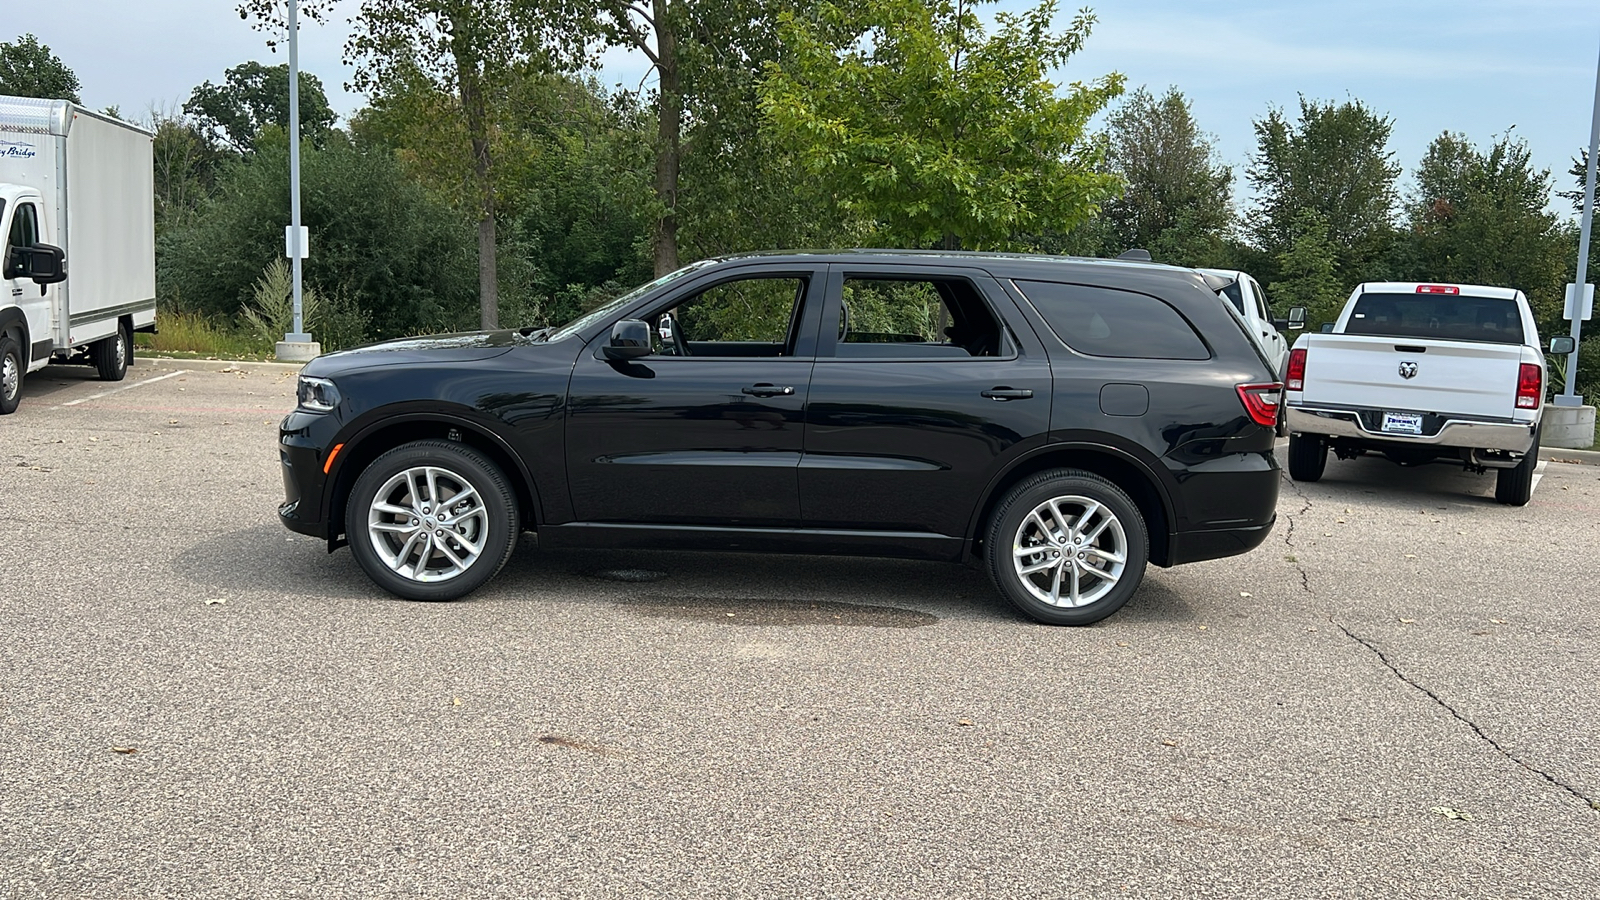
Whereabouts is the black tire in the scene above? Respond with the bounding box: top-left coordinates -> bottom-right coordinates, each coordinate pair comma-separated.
92,323 -> 130,382
985,468 -> 1150,626
1287,433 -> 1327,482
1495,428 -> 1540,506
0,333 -> 23,415
346,440 -> 521,601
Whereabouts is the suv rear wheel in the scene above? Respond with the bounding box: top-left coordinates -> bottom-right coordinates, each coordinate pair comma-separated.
346,440 -> 520,601
986,469 -> 1149,626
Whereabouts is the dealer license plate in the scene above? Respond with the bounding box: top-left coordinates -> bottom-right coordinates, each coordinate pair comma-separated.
1381,412 -> 1424,435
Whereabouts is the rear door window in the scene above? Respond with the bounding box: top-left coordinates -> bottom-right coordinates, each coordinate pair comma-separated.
1014,280 -> 1210,360
1345,292 -> 1524,345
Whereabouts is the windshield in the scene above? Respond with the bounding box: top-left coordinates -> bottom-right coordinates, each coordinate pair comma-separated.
1344,292 -> 1524,345
547,258 -> 723,341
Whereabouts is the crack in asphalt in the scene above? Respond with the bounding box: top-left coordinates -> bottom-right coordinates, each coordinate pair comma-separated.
1334,621 -> 1600,812
1275,470 -> 1598,813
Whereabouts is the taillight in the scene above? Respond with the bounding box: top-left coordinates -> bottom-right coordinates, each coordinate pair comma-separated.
1285,348 -> 1307,391
1516,363 -> 1542,409
1237,383 -> 1283,428
1417,284 -> 1460,295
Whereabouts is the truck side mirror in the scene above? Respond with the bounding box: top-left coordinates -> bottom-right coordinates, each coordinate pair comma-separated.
1286,307 -> 1307,330
602,319 -> 652,360
1550,336 -> 1576,355
17,244 -> 67,285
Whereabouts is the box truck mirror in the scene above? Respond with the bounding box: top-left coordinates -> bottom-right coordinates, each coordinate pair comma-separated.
21,244 -> 66,285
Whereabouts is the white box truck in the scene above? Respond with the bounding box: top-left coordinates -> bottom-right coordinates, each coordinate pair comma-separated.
1,94 -> 155,414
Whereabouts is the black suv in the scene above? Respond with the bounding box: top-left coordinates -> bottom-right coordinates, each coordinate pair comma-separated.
279,252 -> 1282,625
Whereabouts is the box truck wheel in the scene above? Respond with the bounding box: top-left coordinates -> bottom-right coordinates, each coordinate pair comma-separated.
0,334 -> 22,415
93,323 -> 130,382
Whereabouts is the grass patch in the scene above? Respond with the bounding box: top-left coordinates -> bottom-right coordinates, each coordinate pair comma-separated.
135,310 -> 275,361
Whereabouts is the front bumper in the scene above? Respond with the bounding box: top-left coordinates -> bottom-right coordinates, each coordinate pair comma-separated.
278,410 -> 340,539
1285,404 -> 1536,453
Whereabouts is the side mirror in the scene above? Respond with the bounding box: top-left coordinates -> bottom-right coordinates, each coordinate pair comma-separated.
1286,307 -> 1307,330
17,244 -> 67,284
1320,323 -> 1335,333
602,318 -> 652,360
1272,317 -> 1289,330
1550,336 -> 1576,355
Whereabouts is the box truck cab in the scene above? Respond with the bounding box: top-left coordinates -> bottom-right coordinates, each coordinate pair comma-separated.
1,95 -> 156,415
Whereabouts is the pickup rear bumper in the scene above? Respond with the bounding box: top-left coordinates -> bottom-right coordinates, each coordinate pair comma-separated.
1285,404 -> 1536,453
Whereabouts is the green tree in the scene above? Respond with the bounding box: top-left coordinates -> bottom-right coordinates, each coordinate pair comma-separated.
760,0 -> 1123,251
237,0 -> 578,330
591,0 -> 815,275
0,34 -> 81,102
1248,96 -> 1400,282
184,61 -> 337,151
1270,209 -> 1344,329
158,130 -> 478,338
1102,86 -> 1234,266
149,108 -> 235,234
1402,132 -> 1569,327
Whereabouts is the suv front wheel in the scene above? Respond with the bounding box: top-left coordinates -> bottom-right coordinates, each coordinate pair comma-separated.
346,440 -> 520,601
986,469 -> 1149,625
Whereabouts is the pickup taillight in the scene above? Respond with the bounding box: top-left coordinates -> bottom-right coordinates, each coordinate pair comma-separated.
1237,383 -> 1284,428
1517,363 -> 1542,409
1285,348 -> 1307,392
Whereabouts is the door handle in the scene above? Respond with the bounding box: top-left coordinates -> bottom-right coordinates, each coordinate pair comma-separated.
981,388 -> 1034,400
741,384 -> 795,397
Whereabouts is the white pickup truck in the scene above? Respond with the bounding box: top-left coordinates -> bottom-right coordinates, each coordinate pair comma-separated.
1282,282 -> 1566,506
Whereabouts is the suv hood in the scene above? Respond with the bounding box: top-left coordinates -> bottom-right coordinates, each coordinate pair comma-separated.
302,328 -> 552,376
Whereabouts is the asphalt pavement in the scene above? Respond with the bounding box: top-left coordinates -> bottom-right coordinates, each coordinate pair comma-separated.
2,356 -> 1597,899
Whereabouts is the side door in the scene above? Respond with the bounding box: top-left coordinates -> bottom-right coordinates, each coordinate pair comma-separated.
1248,278 -> 1288,376
2,199 -> 55,369
564,267 -> 824,526
799,266 -> 1053,545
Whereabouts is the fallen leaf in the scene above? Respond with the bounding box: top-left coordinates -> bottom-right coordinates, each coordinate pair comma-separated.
957,719 -> 974,727
1324,532 -> 1333,537
1405,554 -> 1417,559
1115,641 -> 1130,648
1336,518 -> 1346,524
1399,618 -> 1417,624
1161,739 -> 1179,747
1197,625 -> 1208,631
111,747 -> 138,754
453,697 -> 462,706
88,437 -> 99,442
1490,618 -> 1508,625
1431,806 -> 1474,822
1239,591 -> 1252,598
204,598 -> 227,606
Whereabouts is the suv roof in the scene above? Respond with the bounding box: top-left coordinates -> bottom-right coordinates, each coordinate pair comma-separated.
706,250 -> 1233,291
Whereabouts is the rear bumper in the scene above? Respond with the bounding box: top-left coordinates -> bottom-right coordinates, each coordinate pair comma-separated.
1285,404 -> 1536,453
1168,518 -> 1277,566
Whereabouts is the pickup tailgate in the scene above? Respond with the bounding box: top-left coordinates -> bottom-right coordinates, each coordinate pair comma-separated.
1301,335 -> 1523,419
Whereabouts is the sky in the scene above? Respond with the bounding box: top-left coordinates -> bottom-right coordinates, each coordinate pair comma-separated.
10,0 -> 1600,217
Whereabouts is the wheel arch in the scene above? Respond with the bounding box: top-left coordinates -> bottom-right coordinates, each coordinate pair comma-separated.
324,410 -> 543,543
967,442 -> 1177,567
0,307 -> 28,348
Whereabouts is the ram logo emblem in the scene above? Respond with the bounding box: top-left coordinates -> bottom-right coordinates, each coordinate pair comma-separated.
1398,361 -> 1419,379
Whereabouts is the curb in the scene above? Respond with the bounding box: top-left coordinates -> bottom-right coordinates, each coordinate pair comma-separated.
141,355 -> 306,372
1541,447 -> 1600,466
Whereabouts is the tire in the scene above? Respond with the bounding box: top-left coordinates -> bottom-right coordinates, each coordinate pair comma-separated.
1287,433 -> 1327,482
985,469 -> 1150,626
345,440 -> 520,601
0,334 -> 23,415
92,323 -> 130,382
1495,428 -> 1539,507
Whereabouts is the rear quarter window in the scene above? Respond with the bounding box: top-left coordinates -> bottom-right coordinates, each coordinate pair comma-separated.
1014,280 -> 1210,360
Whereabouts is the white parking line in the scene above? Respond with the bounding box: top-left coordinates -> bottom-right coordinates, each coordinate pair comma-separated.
55,369 -> 190,408
1532,459 -> 1547,494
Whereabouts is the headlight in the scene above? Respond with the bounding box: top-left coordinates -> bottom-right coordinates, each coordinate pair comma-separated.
297,376 -> 341,412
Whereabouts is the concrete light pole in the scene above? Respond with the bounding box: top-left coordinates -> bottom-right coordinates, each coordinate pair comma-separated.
276,0 -> 320,362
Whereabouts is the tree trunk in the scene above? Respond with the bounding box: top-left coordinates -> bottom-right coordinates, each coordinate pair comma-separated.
455,45 -> 499,330
652,0 -> 681,277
